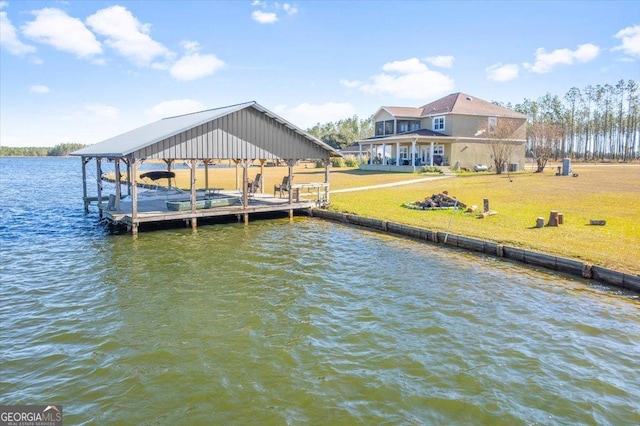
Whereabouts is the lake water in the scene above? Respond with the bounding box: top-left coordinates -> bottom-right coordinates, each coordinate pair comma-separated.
1,157 -> 639,425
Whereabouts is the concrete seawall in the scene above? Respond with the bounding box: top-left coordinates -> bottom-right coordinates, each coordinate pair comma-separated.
310,208 -> 640,294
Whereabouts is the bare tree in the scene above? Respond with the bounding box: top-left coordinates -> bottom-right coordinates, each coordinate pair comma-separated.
477,118 -> 526,174
529,121 -> 563,172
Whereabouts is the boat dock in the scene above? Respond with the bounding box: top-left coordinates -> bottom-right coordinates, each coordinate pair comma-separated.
71,101 -> 340,235
98,189 -> 321,233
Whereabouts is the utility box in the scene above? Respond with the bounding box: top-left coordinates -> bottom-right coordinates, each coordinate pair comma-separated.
509,163 -> 519,172
562,158 -> 571,176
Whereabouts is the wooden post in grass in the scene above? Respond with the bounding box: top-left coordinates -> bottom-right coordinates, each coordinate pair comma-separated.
558,213 -> 564,225
548,210 -> 559,226
536,217 -> 545,228
483,199 -> 489,213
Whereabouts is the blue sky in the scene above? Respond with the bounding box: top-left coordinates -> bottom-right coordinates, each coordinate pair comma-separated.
1,1 -> 639,147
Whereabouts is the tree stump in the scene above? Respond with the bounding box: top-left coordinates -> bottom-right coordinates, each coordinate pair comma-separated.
483,199 -> 489,213
590,219 -> 606,226
557,213 -> 564,225
536,217 -> 544,228
548,210 -> 559,227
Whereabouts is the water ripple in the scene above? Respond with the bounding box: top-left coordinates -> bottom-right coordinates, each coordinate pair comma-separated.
1,158 -> 639,424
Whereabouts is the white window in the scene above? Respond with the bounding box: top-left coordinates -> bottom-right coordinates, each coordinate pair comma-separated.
433,116 -> 445,131
488,117 -> 497,134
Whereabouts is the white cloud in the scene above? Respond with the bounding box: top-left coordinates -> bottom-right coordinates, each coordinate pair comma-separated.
0,2 -> 7,9
346,58 -> 454,100
523,43 -> 601,73
0,11 -> 37,55
283,4 -> 299,15
382,57 -> 427,74
252,10 -> 278,24
86,5 -> 172,67
22,8 -> 101,58
486,63 -> 519,82
273,102 -> 356,129
573,43 -> 600,62
424,55 -> 455,68
613,25 -> 640,59
64,104 -> 120,123
85,104 -> 119,118
251,2 -> 298,23
145,99 -> 205,121
339,79 -> 363,88
170,41 -> 226,81
170,53 -> 225,80
30,85 -> 50,94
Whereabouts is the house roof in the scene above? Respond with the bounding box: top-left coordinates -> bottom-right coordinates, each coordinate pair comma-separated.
72,101 -> 341,159
359,128 -> 449,142
381,106 -> 423,118
420,92 -> 526,118
378,92 -> 527,120
340,142 -> 362,153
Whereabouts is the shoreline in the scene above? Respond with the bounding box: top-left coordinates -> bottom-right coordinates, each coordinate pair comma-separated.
311,208 -> 640,294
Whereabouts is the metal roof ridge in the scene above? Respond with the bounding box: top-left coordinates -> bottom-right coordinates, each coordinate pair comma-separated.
160,101 -> 256,120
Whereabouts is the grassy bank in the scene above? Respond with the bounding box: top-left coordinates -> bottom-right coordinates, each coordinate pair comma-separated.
328,164 -> 639,276
114,162 -> 639,275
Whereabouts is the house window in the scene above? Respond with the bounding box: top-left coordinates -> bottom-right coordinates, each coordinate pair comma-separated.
384,120 -> 394,135
433,116 -> 445,131
396,120 -> 420,133
375,121 -> 384,136
488,117 -> 497,134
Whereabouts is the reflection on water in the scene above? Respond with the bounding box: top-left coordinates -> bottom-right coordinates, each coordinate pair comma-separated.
1,158 -> 639,425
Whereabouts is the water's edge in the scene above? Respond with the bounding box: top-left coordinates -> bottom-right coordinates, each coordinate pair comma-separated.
311,208 -> 640,294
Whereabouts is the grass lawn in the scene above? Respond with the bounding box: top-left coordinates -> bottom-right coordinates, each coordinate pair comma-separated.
329,163 -> 640,276
127,161 -> 639,275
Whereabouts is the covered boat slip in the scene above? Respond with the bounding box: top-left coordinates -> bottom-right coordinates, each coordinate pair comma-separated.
72,101 -> 341,235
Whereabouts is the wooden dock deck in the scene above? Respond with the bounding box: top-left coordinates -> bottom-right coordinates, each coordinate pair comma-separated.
98,190 -> 320,233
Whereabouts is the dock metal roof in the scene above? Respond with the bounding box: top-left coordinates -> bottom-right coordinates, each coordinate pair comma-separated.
72,101 -> 340,160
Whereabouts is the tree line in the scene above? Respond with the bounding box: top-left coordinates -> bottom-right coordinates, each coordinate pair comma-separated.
0,143 -> 87,157
504,79 -> 639,169
306,115 -> 373,150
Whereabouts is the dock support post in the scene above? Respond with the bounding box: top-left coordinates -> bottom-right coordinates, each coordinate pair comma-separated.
114,158 -> 122,211
131,223 -> 138,237
190,159 -> 197,232
96,158 -> 103,218
244,213 -> 249,225
204,159 -> 209,193
82,157 -> 89,213
324,159 -> 330,204
131,159 -> 139,231
125,158 -> 132,196
286,160 -> 294,205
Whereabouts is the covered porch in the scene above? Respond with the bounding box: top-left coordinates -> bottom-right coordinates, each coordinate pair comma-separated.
355,135 -> 451,172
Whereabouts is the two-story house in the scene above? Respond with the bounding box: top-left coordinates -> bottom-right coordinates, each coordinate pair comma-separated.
354,92 -> 527,172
